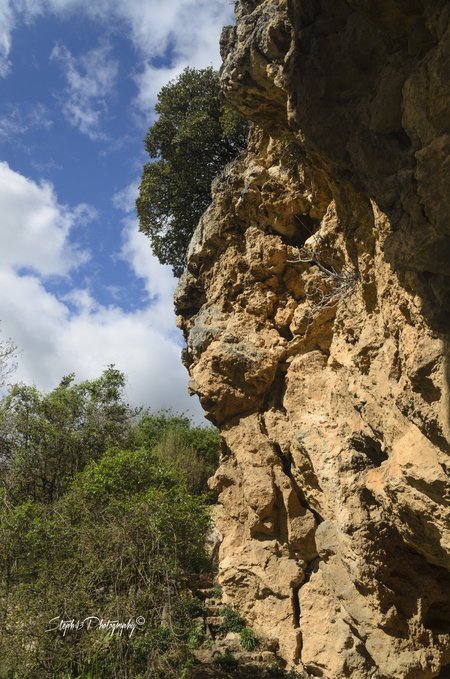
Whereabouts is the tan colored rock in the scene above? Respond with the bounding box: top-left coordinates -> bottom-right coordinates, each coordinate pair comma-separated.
174,1 -> 450,677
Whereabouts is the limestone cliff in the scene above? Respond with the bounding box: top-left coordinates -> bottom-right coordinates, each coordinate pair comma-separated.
174,1 -> 450,677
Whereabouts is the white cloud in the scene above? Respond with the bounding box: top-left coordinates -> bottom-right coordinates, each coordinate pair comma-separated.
4,0 -> 234,111
0,164 -> 205,420
128,1 -> 234,113
50,41 -> 118,139
120,217 -> 178,324
0,109 -> 26,140
0,103 -> 53,143
0,161 -> 90,276
0,0 -> 13,77
112,180 -> 140,214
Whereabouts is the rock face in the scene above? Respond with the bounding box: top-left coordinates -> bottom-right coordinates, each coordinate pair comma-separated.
174,1 -> 450,677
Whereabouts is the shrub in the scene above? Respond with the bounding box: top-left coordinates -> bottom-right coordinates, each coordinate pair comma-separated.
211,584 -> 223,599
188,625 -> 204,649
287,233 -> 359,312
185,597 -> 206,618
239,627 -> 257,651
134,408 -> 221,495
0,376 -> 213,679
219,605 -> 246,634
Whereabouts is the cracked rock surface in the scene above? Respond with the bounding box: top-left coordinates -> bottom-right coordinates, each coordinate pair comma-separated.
174,2 -> 450,677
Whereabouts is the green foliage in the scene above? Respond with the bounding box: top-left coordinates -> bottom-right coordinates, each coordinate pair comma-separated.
188,624 -> 204,649
136,66 -> 250,276
219,605 -> 246,634
134,408 -> 221,495
185,597 -> 206,618
0,365 -> 137,504
211,584 -> 223,599
239,627 -> 257,651
181,657 -> 195,679
0,372 -> 216,679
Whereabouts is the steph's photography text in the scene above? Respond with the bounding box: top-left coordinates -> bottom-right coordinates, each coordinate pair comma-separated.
46,616 -> 146,638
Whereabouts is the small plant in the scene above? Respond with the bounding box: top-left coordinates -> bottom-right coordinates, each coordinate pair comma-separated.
186,596 -> 206,618
287,233 -> 359,311
239,627 -> 257,651
181,657 -> 194,679
188,624 -> 204,649
211,584 -> 223,599
212,649 -> 239,671
219,605 -> 246,634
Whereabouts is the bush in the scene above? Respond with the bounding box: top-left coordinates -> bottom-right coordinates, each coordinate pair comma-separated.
211,584 -> 223,599
240,627 -> 257,651
219,605 -> 246,634
0,374 -> 214,679
0,449 -> 212,677
188,625 -> 204,649
134,408 -> 221,495
185,597 -> 206,619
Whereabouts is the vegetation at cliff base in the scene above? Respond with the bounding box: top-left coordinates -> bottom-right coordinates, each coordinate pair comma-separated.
0,367 -> 221,679
136,66 -> 249,277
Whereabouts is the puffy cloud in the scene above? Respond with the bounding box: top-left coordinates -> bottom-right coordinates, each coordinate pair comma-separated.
4,0 -> 234,111
112,180 -> 140,214
0,161 -> 90,276
50,42 -> 119,139
0,164 -> 204,420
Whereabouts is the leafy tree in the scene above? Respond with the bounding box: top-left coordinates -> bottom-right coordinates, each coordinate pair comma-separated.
134,408 -> 221,494
0,372 -> 222,678
0,366 -> 138,505
136,66 -> 249,276
0,321 -> 18,389
0,371 -> 223,678
0,447 -> 211,678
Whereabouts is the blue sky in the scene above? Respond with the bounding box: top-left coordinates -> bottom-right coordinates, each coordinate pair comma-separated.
0,0 -> 235,421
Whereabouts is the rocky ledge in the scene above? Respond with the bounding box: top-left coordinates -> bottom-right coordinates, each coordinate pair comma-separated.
175,2 -> 450,678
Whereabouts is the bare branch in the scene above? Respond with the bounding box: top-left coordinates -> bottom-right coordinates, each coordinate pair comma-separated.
287,234 -> 359,311
0,326 -> 19,389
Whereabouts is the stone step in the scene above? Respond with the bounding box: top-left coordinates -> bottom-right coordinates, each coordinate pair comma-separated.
236,652 -> 262,664
205,597 -> 222,606
205,605 -> 222,616
184,574 -> 216,592
205,616 -> 224,627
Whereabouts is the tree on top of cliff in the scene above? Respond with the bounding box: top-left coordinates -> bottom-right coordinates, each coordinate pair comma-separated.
136,66 -> 249,277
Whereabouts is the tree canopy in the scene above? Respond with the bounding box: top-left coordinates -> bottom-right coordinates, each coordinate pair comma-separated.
136,66 -> 249,277
0,370 -> 221,678
0,366 -> 137,505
